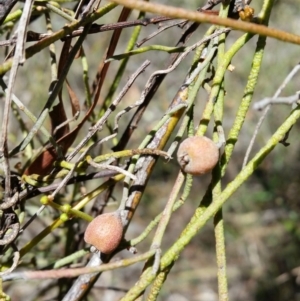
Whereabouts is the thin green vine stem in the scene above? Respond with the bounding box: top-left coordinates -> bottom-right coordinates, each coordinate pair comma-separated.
53,249 -> 89,269
106,45 -> 186,62
81,47 -> 92,109
212,82 -> 228,301
212,2 -> 230,299
120,103 -> 300,300
221,0 -> 274,175
39,197 -> 93,221
45,2 -> 76,22
197,31 -> 253,136
3,5 -> 47,24
147,265 -> 172,301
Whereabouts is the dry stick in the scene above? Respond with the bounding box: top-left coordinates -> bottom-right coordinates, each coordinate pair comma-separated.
87,159 -> 137,181
253,63 -> 300,110
243,63 -> 300,167
53,112 -> 80,135
98,9 -> 146,122
253,93 -> 300,110
149,172 -> 185,273
113,29 -> 228,141
2,249 -> 156,281
136,20 -> 184,47
0,0 -> 33,204
80,0 -> 97,18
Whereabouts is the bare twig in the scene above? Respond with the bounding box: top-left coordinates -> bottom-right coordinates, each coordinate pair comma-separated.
2,249 -> 156,281
88,159 -> 137,181
253,63 -> 300,110
253,93 -> 300,110
136,20 -> 184,47
243,63 -> 300,167
0,0 -> 34,203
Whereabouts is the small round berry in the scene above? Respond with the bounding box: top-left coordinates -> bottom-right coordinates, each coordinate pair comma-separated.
84,211 -> 124,254
177,136 -> 219,175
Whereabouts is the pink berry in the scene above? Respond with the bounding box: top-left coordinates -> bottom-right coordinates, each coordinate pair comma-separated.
177,136 -> 219,175
84,212 -> 124,254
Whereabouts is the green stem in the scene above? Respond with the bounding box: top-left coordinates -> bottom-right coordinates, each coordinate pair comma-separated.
197,31 -> 253,136
106,45 -> 186,62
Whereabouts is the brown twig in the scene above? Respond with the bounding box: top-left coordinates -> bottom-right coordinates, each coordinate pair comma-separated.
0,17 -> 173,47
136,20 -> 184,47
2,249 -> 156,280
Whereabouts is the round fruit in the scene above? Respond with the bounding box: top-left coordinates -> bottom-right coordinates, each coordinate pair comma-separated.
177,136 -> 219,175
84,211 -> 124,254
